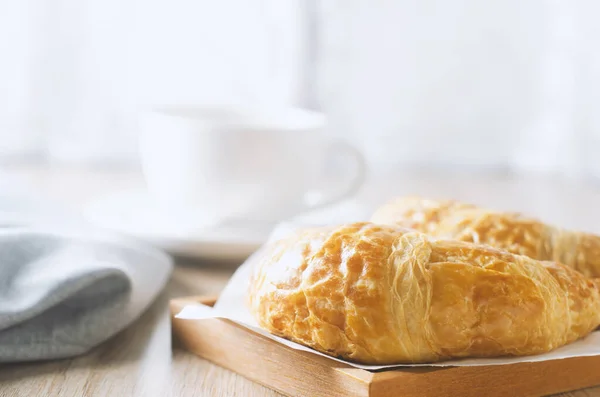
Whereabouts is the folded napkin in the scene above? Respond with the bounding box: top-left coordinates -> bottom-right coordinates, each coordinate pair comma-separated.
0,226 -> 172,362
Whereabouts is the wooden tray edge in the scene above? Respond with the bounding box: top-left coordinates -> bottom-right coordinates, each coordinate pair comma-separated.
169,296 -> 374,379
170,295 -> 600,397
170,295 -> 373,396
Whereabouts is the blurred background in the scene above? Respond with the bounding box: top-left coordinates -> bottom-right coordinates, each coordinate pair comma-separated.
3,0 -> 600,258
3,0 -> 600,176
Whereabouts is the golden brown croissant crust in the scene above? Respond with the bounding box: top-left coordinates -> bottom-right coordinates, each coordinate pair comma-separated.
247,222 -> 600,364
371,197 -> 600,278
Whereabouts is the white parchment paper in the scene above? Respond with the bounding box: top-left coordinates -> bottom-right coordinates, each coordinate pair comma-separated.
175,222 -> 600,370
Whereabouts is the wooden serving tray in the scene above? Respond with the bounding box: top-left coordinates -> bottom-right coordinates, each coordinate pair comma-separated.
170,296 -> 600,397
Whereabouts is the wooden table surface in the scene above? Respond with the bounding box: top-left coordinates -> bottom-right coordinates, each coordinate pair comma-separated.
2,164 -> 600,397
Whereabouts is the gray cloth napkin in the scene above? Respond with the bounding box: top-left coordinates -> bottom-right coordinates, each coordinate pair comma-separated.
0,227 -> 173,362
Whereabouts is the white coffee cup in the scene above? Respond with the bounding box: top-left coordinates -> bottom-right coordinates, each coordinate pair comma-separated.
137,104 -> 365,226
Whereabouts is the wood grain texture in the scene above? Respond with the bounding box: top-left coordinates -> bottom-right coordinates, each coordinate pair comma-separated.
0,263 -> 279,397
171,296 -> 600,397
2,165 -> 600,396
171,297 -> 372,397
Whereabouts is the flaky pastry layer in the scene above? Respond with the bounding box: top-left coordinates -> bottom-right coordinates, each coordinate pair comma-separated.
371,197 -> 600,278
247,223 -> 600,364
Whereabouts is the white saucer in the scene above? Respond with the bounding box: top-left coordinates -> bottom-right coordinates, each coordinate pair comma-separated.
82,190 -> 273,262
83,190 -> 372,262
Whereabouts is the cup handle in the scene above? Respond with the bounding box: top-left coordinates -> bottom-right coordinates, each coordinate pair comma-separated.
302,140 -> 367,210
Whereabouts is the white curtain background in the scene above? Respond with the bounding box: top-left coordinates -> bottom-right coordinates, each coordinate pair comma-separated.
2,0 -> 600,179
0,0 -> 307,162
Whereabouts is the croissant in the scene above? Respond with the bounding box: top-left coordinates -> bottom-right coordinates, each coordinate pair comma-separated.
246,222 -> 600,364
370,197 -> 600,278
